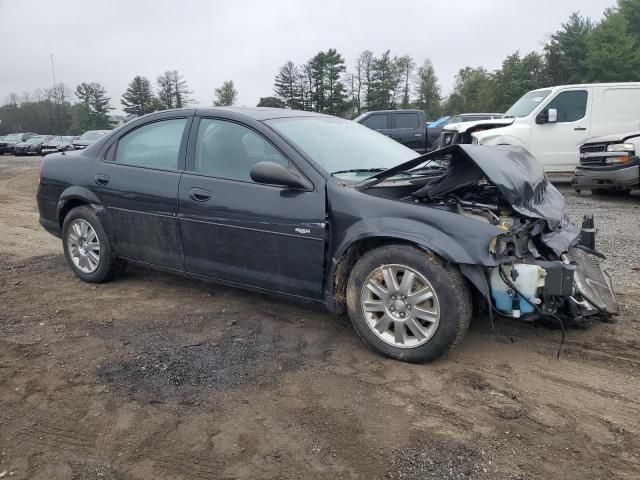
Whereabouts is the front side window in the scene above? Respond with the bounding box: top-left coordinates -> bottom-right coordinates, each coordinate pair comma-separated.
395,113 -> 420,129
194,119 -> 288,182
115,119 -> 187,169
545,90 -> 588,123
362,114 -> 387,130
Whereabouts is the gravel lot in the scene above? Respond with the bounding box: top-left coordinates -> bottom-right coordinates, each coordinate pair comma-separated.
0,155 -> 639,479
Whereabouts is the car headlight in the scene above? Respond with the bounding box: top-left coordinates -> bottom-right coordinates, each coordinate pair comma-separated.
606,143 -> 634,152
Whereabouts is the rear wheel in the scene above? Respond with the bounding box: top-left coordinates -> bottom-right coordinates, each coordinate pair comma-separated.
62,206 -> 125,283
346,245 -> 471,363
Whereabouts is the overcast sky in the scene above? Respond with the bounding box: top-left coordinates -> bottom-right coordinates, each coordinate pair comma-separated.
0,0 -> 614,113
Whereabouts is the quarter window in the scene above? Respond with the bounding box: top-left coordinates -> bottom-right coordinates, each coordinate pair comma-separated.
362,114 -> 387,130
194,119 -> 289,182
395,113 -> 420,129
545,90 -> 588,122
115,119 -> 187,169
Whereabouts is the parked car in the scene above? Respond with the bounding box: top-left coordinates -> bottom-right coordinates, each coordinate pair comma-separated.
438,82 -> 640,172
72,130 -> 110,150
428,113 -> 502,150
14,135 -> 55,156
37,108 -> 618,362
0,132 -> 38,155
354,109 -> 428,153
573,131 -> 640,195
42,135 -> 77,156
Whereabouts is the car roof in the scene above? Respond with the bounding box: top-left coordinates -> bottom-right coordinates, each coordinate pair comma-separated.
456,113 -> 503,117
194,107 -> 331,121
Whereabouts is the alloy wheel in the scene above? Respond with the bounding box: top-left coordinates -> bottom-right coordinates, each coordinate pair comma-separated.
67,219 -> 101,273
360,264 -> 440,348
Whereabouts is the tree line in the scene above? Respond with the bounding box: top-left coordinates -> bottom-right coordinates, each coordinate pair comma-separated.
2,0 -> 639,135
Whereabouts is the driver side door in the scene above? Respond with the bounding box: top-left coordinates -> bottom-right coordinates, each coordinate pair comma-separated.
178,116 -> 327,299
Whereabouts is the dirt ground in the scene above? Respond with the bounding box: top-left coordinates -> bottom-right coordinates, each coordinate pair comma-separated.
1,155 -> 639,479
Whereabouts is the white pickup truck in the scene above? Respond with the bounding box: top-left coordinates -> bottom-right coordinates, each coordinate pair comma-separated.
439,83 -> 640,173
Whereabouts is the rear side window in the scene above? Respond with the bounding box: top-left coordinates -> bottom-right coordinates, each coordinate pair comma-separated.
362,114 -> 387,130
395,113 -> 420,129
115,119 -> 187,169
545,90 -> 588,122
194,118 -> 289,182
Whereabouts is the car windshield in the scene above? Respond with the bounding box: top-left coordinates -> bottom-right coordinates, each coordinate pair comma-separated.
266,116 -> 418,179
27,136 -> 45,144
504,90 -> 552,118
79,131 -> 106,140
4,134 -> 23,141
429,116 -> 449,127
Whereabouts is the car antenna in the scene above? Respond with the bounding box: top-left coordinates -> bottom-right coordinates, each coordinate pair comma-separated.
50,53 -> 66,156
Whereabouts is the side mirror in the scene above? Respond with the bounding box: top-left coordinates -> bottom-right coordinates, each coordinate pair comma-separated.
250,161 -> 312,190
536,108 -> 558,124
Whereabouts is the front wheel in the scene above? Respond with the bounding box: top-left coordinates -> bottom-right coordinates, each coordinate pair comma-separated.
62,206 -> 126,283
346,245 -> 471,363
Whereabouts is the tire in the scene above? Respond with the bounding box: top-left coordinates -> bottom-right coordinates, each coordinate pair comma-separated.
62,206 -> 125,283
346,244 -> 472,363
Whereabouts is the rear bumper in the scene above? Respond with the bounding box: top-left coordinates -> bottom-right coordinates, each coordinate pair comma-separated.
39,217 -> 62,238
573,161 -> 639,190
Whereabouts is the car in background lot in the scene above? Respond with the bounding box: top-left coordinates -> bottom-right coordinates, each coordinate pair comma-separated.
0,132 -> 38,155
14,135 -> 55,156
72,130 -> 110,150
354,109 -> 428,153
439,82 -> 640,172
573,131 -> 640,195
37,107 -> 618,363
42,135 -> 77,155
428,113 -> 502,150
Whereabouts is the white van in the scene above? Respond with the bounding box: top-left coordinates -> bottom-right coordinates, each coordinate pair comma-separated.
440,83 -> 640,172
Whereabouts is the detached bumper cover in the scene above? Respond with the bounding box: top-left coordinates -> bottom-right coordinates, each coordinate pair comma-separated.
573,160 -> 639,190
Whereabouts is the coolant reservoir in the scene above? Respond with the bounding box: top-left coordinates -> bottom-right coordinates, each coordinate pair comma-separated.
490,264 -> 546,316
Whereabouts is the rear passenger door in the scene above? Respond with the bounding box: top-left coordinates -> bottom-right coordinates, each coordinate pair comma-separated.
178,116 -> 327,299
391,112 -> 424,152
90,115 -> 191,269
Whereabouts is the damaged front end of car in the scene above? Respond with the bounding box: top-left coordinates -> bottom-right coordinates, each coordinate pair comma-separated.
358,144 -> 620,326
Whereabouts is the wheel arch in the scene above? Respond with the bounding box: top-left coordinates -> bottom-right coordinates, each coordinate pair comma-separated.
57,186 -> 104,228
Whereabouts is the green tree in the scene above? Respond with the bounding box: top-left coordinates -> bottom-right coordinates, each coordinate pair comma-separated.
351,50 -> 373,115
491,51 -> 548,112
74,82 -> 113,130
213,80 -> 238,106
367,51 -> 398,110
618,0 -> 640,41
543,13 -> 593,84
121,76 -> 156,116
257,96 -> 285,108
156,70 -> 192,109
444,67 -> 493,113
323,48 -> 347,116
414,58 -> 442,118
274,61 -> 302,109
583,11 -> 640,82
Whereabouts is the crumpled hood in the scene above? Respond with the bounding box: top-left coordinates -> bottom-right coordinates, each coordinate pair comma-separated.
363,144 -> 580,254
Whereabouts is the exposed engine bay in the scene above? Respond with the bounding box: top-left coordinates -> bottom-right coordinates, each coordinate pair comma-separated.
359,144 -> 620,327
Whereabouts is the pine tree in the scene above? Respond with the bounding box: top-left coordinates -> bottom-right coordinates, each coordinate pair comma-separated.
274,61 -> 302,109
543,13 -> 593,84
583,11 -> 640,82
74,82 -> 113,130
395,55 -> 415,109
414,58 -> 442,118
323,49 -> 347,116
367,51 -> 398,110
121,76 -> 156,116
213,80 -> 238,106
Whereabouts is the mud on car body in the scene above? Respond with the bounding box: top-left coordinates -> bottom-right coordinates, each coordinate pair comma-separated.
36,108 -> 619,363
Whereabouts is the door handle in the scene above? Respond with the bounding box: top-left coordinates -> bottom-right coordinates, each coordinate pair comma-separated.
574,127 -> 587,131
94,174 -> 110,185
188,187 -> 211,202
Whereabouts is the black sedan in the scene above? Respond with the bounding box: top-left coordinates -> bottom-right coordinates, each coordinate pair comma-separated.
14,135 -> 55,156
0,132 -> 38,154
36,108 -> 618,362
42,135 -> 77,155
